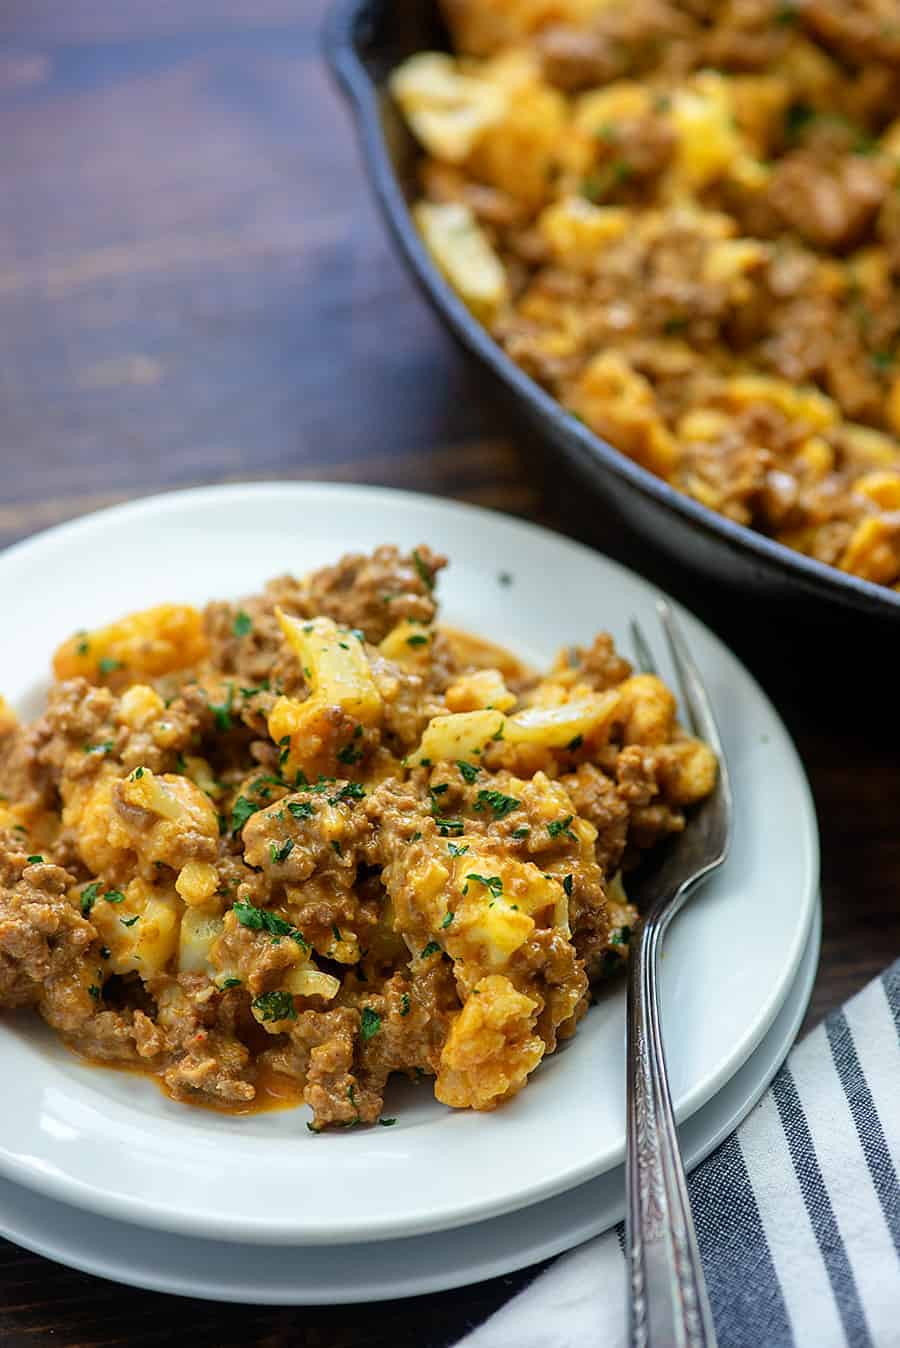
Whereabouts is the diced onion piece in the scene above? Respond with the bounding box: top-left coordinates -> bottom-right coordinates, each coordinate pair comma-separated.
406,708 -> 505,767
390,52 -> 506,163
414,202 -> 509,323
178,908 -> 225,973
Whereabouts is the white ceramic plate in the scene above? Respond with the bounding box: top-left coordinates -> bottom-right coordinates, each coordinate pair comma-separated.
0,905 -> 820,1304
0,484 -> 819,1245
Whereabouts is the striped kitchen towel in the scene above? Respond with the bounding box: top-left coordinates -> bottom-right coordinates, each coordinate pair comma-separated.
460,961 -> 900,1348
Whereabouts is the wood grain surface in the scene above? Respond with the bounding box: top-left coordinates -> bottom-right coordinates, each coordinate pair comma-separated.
1,3 -> 898,1345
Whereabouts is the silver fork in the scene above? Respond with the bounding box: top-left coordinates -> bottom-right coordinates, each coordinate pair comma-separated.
624,600 -> 733,1348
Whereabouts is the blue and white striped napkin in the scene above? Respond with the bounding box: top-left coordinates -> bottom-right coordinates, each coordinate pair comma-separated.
460,962 -> 900,1348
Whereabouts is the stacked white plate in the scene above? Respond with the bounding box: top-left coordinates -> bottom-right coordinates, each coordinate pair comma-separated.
0,486 -> 820,1304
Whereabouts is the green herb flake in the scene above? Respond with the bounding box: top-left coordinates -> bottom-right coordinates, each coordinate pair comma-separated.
511,826 -> 530,840
100,946 -> 111,959
567,734 -> 584,751
399,993 -> 411,1017
547,815 -> 577,842
230,795 -> 260,835
287,800 -> 315,821
209,683 -> 235,732
611,925 -> 632,946
498,572 -> 513,586
329,782 -> 366,805
441,911 -> 455,929
26,854 -> 44,864
306,1121 -> 321,1133
437,819 -> 464,837
98,657 -> 123,675
77,639 -> 90,656
563,874 -> 574,898
412,548 -> 434,591
456,760 -> 479,784
421,941 -> 442,959
84,741 -> 114,756
465,872 -> 503,898
270,838 -> 294,864
360,1007 -> 382,1041
88,984 -> 101,1001
473,789 -> 520,818
233,901 -> 308,951
104,889 -> 126,904
221,977 -> 242,989
331,840 -> 343,856
252,990 -> 296,1023
379,1117 -> 398,1126
120,914 -> 140,928
406,633 -> 429,648
131,766 -> 145,781
337,742 -> 363,765
490,723 -> 505,742
278,735 -> 291,767
410,830 -> 422,842
233,610 -> 253,637
447,841 -> 469,856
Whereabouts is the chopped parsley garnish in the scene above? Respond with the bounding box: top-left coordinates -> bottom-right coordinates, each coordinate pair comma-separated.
230,795 -> 260,835
360,1007 -> 382,1041
26,854 -> 44,864
329,781 -> 366,805
252,990 -> 296,1023
130,766 -> 145,780
221,977 -> 242,989
287,800 -> 315,821
306,1121 -> 321,1134
120,914 -> 140,927
431,783 -> 448,796
270,838 -> 294,864
406,633 -> 429,648
100,946 -> 111,959
447,841 -> 469,856
77,639 -> 90,656
176,752 -> 188,773
88,984 -> 101,1000
511,826 -> 530,840
498,571 -> 513,586
239,680 -> 270,697
337,743 -> 363,765
441,911 -> 455,928
473,789 -> 520,818
98,657 -> 122,675
611,925 -> 632,946
421,941 -> 442,958
581,159 -> 632,202
437,819 -> 464,837
410,830 -> 422,842
379,1117 -> 397,1126
456,760 -> 479,784
465,873 -> 503,898
84,741 -> 113,756
104,889 -> 126,904
412,548 -> 433,590
491,723 -> 505,741
547,815 -> 577,842
399,993 -> 410,1017
870,350 -> 895,372
332,924 -> 342,943
209,684 -> 235,732
233,610 -> 252,637
563,874 -> 574,897
331,840 -> 343,856
233,901 -> 308,950
567,734 -> 583,751
278,735 -> 291,767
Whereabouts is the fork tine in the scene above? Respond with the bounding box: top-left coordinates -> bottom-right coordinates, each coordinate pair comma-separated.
655,599 -> 726,763
629,618 -> 658,676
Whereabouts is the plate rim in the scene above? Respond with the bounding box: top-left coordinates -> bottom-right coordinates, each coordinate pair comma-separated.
0,481 -> 821,1244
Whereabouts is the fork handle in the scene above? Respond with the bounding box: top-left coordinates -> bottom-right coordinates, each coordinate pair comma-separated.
626,918 -> 717,1348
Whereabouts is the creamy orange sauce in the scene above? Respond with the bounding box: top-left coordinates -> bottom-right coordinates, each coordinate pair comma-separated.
439,625 -> 531,681
73,1049 -> 305,1116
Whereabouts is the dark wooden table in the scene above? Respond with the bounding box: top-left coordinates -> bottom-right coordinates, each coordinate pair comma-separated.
1,3 -> 898,1344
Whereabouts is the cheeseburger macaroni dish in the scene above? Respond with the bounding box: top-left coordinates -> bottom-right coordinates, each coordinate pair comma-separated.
0,547 -> 715,1129
393,0 -> 900,589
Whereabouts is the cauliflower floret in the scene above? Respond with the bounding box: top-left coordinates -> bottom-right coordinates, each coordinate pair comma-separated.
435,974 -> 544,1109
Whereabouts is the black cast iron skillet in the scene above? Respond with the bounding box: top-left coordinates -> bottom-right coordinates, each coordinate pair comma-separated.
324,0 -> 900,626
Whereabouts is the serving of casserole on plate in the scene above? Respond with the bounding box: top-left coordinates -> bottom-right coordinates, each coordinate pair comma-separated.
0,485 -> 817,1244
